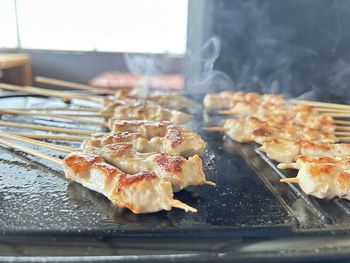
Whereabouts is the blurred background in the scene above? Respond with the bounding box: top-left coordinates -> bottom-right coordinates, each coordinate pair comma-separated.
1,0 -> 350,100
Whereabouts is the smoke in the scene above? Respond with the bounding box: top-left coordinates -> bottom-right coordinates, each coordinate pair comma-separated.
186,36 -> 234,93
203,0 -> 350,102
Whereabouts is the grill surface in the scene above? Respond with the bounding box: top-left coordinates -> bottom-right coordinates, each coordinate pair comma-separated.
1,94 -> 350,261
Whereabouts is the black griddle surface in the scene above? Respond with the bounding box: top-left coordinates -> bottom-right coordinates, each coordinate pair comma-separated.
0,95 -> 292,236
4,95 -> 350,262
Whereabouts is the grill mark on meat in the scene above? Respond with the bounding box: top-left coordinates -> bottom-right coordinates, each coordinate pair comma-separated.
166,126 -> 183,147
155,154 -> 183,173
309,164 -> 336,177
105,143 -> 133,156
64,152 -> 101,174
117,172 -> 157,192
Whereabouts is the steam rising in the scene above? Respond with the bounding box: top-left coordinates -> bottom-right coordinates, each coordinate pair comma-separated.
186,36 -> 234,94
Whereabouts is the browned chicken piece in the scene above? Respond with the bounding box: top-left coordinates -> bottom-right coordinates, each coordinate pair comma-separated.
284,162 -> 350,201
107,120 -> 207,157
225,101 -> 335,133
223,117 -> 336,145
100,100 -> 192,124
82,130 -> 206,158
147,94 -> 192,110
203,91 -> 284,110
63,151 -> 196,213
82,142 -> 213,192
260,139 -> 350,163
278,155 -> 350,170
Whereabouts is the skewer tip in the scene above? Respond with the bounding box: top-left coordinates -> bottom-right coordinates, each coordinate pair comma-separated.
204,180 -> 216,186
280,177 -> 299,183
277,163 -> 294,169
171,199 -> 197,212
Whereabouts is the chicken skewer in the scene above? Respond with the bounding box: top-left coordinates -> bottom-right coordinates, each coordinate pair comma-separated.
277,155 -> 350,170
259,139 -> 350,163
219,101 -> 336,132
0,119 -> 207,157
35,76 -> 192,110
0,83 -> 193,124
280,162 -> 350,201
0,132 -> 213,192
205,116 -> 338,144
0,136 -> 196,213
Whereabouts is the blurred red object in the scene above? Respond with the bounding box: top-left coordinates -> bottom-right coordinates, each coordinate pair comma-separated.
90,72 -> 184,90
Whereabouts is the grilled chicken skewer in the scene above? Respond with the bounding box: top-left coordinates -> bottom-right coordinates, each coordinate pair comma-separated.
278,155 -> 350,170
0,132 -> 213,192
0,136 -> 196,214
281,162 -> 350,201
203,91 -> 285,110
259,139 -> 350,163
83,142 -> 213,192
83,129 -> 206,157
221,102 -> 335,133
207,117 -> 337,144
35,76 -> 192,110
100,101 -> 192,124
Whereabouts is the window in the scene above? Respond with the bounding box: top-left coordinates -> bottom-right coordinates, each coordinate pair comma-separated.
0,0 -> 18,48
14,0 -> 188,54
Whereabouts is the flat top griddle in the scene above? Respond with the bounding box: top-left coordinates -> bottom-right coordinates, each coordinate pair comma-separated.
1,94 -> 350,262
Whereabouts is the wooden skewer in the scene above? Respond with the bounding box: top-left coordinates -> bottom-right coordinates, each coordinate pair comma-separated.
0,132 -> 76,153
12,133 -> 88,142
325,113 -> 350,117
337,137 -> 350,142
314,108 -> 350,113
280,177 -> 299,183
334,120 -> 350,126
334,131 -> 350,136
277,163 -> 297,169
218,110 -> 239,115
0,83 -> 104,104
291,99 -> 350,111
0,109 -> 110,126
35,76 -> 116,95
13,107 -> 101,112
0,133 -> 195,213
203,127 -> 229,132
170,199 -> 197,212
335,126 -> 350,131
0,120 -> 94,135
0,137 -> 63,165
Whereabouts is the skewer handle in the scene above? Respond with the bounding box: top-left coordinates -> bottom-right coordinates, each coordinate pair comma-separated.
0,137 -> 63,165
12,133 -> 88,142
35,76 -> 116,95
280,177 -> 299,183
0,132 -> 76,153
0,120 -> 94,135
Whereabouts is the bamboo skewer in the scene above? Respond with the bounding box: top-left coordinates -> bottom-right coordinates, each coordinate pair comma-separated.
290,99 -> 350,111
12,133 -> 88,142
0,135 -> 196,212
337,137 -> 350,142
0,120 -> 94,135
280,177 -> 299,183
0,132 -> 75,153
35,76 -> 116,95
203,127 -> 229,132
334,120 -> 350,126
0,83 -> 104,104
0,137 -> 63,165
11,107 -> 99,112
334,131 -> 350,136
0,109 -> 110,126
